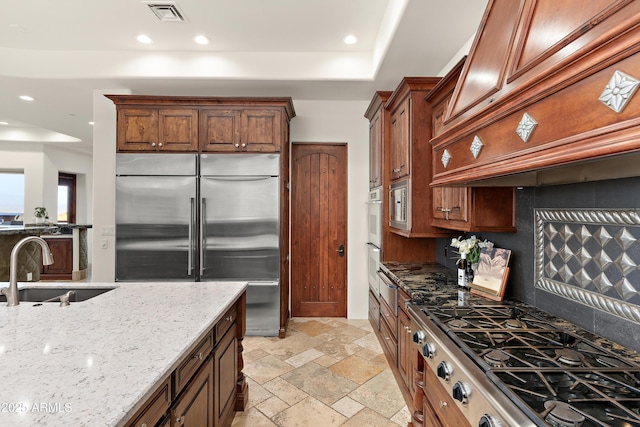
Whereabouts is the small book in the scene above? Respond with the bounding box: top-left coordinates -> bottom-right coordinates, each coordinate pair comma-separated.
470,247 -> 511,301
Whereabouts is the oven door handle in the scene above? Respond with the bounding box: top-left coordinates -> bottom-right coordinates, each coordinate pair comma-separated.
377,270 -> 397,289
367,242 -> 380,252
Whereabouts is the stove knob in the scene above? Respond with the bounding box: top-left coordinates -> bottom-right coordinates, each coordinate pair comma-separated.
452,381 -> 471,405
436,361 -> 453,382
479,415 -> 503,427
413,330 -> 427,344
422,342 -> 436,359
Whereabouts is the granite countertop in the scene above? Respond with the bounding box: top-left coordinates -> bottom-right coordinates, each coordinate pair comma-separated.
0,280 -> 247,426
0,224 -> 92,236
381,261 -> 640,364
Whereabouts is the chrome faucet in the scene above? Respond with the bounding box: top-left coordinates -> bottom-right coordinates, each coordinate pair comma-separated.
1,236 -> 54,307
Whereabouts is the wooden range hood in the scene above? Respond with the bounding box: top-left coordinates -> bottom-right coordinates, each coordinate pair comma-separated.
430,0 -> 640,187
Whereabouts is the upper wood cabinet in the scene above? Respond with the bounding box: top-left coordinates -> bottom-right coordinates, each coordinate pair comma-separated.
116,107 -> 198,152
383,78 -> 457,238
200,108 -> 282,152
431,0 -> 640,186
365,91 -> 392,189
426,57 -> 516,232
106,96 -> 295,154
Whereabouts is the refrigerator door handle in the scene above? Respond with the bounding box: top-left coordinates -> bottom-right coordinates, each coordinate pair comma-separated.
200,198 -> 206,277
188,197 -> 194,275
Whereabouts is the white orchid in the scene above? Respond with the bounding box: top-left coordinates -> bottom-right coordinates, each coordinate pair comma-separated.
451,235 -> 493,264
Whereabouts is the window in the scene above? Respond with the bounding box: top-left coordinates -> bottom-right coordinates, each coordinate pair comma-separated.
58,173 -> 76,224
0,171 -> 24,224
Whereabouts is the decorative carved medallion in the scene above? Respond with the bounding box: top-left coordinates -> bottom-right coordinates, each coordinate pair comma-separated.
599,70 -> 640,113
515,112 -> 538,143
441,149 -> 451,168
470,136 -> 483,158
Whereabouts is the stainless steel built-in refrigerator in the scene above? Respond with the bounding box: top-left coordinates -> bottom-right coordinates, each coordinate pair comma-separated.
115,153 -> 280,336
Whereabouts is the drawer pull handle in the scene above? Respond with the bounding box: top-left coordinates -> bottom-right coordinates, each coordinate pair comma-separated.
226,315 -> 233,322
176,415 -> 185,425
194,352 -> 204,360
439,401 -> 447,408
139,424 -> 147,427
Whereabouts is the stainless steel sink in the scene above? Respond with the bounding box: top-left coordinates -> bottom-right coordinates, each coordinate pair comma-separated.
0,287 -> 116,303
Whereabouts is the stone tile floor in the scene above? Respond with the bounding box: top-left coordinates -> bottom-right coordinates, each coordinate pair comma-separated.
232,318 -> 411,427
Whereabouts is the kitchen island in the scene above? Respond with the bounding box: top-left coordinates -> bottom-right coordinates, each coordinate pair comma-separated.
0,280 -> 247,426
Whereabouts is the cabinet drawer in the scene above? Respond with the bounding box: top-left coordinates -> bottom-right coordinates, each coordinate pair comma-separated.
174,331 -> 214,395
215,303 -> 237,342
379,297 -> 397,340
379,313 -> 398,364
126,376 -> 171,427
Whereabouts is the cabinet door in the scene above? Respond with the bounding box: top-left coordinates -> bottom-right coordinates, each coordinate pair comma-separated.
41,238 -> 73,279
126,377 -> 171,427
171,357 -> 214,427
389,98 -> 410,180
118,108 -> 159,152
200,109 -> 241,152
432,187 -> 468,224
214,325 -> 237,427
397,308 -> 412,390
240,109 -> 281,152
159,109 -> 198,152
422,396 -> 443,427
368,109 -> 382,188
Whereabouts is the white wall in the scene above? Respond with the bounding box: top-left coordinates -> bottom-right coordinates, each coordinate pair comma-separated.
90,95 -> 371,318
0,143 -> 92,224
290,100 -> 371,319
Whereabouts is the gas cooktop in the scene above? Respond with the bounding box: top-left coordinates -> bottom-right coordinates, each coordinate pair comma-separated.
417,304 -> 640,427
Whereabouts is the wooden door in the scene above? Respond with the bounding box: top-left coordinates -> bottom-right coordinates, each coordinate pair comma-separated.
291,143 -> 347,317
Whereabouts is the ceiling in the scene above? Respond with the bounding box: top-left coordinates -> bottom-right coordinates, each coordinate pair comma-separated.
0,0 -> 488,154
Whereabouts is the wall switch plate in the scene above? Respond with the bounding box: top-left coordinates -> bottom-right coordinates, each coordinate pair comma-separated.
101,226 -> 115,236
27,272 -> 33,281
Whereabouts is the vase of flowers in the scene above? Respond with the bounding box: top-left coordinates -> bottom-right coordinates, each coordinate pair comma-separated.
451,235 -> 493,286
34,207 -> 49,225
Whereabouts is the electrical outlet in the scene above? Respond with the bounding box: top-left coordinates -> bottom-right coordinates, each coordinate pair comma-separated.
27,272 -> 33,281
100,239 -> 108,249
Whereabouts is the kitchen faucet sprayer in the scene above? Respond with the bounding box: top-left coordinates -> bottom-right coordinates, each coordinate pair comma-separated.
1,236 -> 54,306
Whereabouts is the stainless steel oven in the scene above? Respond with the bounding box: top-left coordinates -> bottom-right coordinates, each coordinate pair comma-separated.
367,243 -> 380,295
389,179 -> 409,231
367,187 -> 382,247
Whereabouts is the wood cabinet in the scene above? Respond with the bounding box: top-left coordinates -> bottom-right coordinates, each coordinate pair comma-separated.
366,91 -> 391,189
125,294 -> 246,427
426,56 -> 516,232
116,107 -> 199,152
365,91 -> 439,263
126,377 -> 172,427
40,237 -> 72,280
200,108 -> 282,153
431,0 -> 640,187
107,96 -> 294,155
368,289 -> 380,332
397,289 -> 414,393
431,187 -> 516,232
383,78 -> 457,239
171,357 -> 214,427
378,297 -> 397,365
422,362 -> 470,427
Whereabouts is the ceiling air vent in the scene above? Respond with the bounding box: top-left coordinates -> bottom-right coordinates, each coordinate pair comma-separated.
145,1 -> 186,22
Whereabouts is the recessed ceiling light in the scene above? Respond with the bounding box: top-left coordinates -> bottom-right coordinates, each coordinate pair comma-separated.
194,35 -> 210,45
19,95 -> 34,101
0,121 -> 8,125
343,35 -> 358,45
137,34 -> 153,44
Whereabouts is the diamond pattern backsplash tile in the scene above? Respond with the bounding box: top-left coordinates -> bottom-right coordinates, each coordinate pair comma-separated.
535,209 -> 640,323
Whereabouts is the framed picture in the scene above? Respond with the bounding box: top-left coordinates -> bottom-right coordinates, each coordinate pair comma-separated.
470,246 -> 511,301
